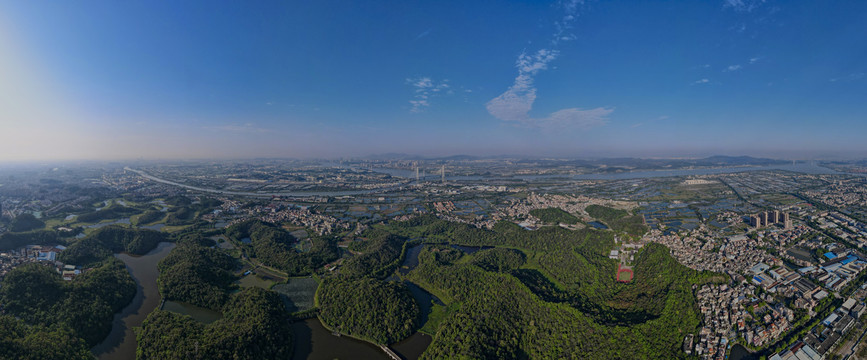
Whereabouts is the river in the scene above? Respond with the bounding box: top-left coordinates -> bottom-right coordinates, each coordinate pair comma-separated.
293,318 -> 388,360
91,242 -> 176,360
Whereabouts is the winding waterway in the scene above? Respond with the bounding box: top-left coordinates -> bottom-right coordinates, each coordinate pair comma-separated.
91,242 -> 176,360
293,318 -> 387,360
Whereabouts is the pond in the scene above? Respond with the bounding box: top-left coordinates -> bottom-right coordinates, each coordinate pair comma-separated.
588,221 -> 609,229
729,344 -> 758,360
92,242 -> 176,360
139,223 -> 165,231
161,300 -> 222,324
85,218 -> 131,229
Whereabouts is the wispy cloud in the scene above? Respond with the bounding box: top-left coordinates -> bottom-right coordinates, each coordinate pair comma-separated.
749,56 -> 762,64
552,0 -> 584,45
724,64 -> 742,72
692,78 -> 710,85
486,1 -> 612,130
412,28 -> 432,42
406,77 -> 450,112
829,73 -> 865,82
486,49 -> 613,129
724,0 -> 766,13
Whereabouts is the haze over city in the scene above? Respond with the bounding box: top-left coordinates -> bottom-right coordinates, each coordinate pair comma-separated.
1,0 -> 866,161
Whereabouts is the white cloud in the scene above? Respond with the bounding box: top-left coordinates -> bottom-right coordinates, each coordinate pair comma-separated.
725,64 -> 742,72
749,57 -> 762,64
486,49 -> 612,129
486,3 -> 612,130
406,77 -> 451,112
552,0 -> 584,45
693,78 -> 710,85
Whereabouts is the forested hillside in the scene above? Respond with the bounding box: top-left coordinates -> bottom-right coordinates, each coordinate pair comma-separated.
136,287 -> 293,359
0,260 -> 136,347
0,315 -> 93,360
226,220 -> 339,275
58,226 -> 167,265
318,277 -> 419,344
157,235 -> 237,310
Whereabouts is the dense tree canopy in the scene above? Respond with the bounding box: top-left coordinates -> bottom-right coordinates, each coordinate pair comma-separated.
469,247 -> 526,272
585,204 -> 648,236
0,230 -> 60,251
165,207 -> 195,226
58,226 -> 167,266
136,287 -> 293,360
349,215 -> 728,359
134,210 -> 165,225
318,278 -> 420,344
408,242 -> 720,359
157,236 -> 237,310
0,316 -> 94,360
226,220 -> 339,276
341,229 -> 407,279
9,213 -> 45,232
0,259 -> 136,347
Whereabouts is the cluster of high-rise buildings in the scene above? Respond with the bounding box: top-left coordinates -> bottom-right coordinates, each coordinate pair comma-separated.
750,210 -> 792,229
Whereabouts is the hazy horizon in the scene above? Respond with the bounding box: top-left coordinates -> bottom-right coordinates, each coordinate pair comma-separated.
2,1 -> 866,161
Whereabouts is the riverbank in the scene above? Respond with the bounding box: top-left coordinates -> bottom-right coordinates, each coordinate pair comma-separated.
91,242 -> 176,360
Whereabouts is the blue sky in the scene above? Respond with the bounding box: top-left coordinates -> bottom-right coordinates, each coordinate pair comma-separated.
1,0 -> 866,160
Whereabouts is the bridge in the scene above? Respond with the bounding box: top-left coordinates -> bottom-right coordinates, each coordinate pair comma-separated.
379,345 -> 402,360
